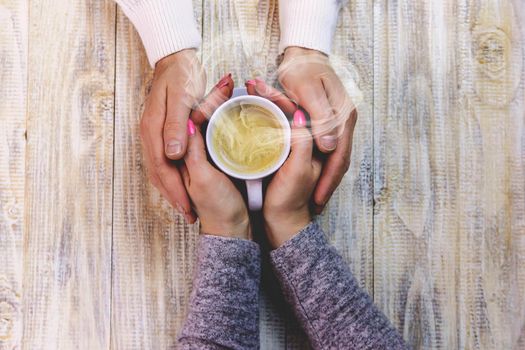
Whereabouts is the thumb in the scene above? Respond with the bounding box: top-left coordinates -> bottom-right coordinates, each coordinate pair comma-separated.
164,91 -> 192,160
183,119 -> 207,175
191,74 -> 234,125
288,109 -> 313,166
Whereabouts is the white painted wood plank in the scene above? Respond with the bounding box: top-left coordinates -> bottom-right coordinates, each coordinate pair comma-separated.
111,2 -> 202,347
22,1 -> 115,348
373,0 -> 525,348
0,0 -> 27,348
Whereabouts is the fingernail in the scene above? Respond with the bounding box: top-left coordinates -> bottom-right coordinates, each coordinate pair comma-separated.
245,79 -> 256,86
253,79 -> 267,95
293,109 -> 306,126
215,73 -> 231,88
187,119 -> 196,135
166,140 -> 182,155
320,135 -> 337,151
216,79 -> 229,89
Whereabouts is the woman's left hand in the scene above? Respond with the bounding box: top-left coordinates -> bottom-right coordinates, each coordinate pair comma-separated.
180,121 -> 250,239
262,110 -> 322,248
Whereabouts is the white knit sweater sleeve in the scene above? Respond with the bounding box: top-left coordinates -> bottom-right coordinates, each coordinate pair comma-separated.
278,0 -> 343,55
115,0 -> 201,67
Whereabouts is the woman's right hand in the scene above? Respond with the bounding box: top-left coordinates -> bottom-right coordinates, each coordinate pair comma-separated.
180,120 -> 250,240
263,109 -> 322,248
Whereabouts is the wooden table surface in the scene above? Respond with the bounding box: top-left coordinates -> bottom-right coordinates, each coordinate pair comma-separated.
1,0 -> 524,349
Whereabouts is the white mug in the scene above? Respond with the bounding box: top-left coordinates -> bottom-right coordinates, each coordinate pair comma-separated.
206,87 -> 291,211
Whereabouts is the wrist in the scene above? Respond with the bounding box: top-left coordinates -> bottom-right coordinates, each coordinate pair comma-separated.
281,46 -> 329,69
263,209 -> 311,248
156,48 -> 198,71
200,215 -> 251,240
283,46 -> 326,58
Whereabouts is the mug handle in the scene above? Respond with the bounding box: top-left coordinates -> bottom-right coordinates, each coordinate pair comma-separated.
246,179 -> 263,211
236,87 -> 263,211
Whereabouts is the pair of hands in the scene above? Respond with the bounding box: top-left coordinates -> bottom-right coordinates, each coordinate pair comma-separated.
140,47 -> 357,246
181,104 -> 321,248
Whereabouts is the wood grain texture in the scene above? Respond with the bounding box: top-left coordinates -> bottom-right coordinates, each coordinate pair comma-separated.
22,0 -> 115,348
0,0 -> 523,348
310,0 -> 374,347
0,0 -> 26,348
373,0 -> 525,348
201,0 -> 281,85
323,0 -> 373,299
110,1 -> 202,347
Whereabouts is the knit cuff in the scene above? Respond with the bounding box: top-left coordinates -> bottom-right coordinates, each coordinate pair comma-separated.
270,221 -> 326,266
278,0 -> 342,55
118,0 -> 202,67
198,234 -> 260,262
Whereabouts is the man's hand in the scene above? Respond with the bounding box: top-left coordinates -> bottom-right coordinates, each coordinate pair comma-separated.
139,49 -> 205,222
278,47 -> 358,213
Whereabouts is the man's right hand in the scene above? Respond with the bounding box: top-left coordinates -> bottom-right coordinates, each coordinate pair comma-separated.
140,49 -> 205,223
140,49 -> 234,223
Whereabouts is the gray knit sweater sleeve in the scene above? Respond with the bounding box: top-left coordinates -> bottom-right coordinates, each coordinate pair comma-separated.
270,221 -> 408,350
178,234 -> 260,349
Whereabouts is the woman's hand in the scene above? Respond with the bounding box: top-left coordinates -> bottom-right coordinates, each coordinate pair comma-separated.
140,49 -> 206,222
263,110 -> 322,248
278,47 -> 357,214
180,120 -> 250,239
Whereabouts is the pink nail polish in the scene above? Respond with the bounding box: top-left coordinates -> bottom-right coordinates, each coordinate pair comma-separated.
245,79 -> 256,86
187,119 -> 196,135
293,109 -> 306,126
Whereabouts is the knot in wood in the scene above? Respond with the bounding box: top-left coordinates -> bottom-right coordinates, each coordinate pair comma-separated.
474,28 -> 510,80
0,279 -> 20,342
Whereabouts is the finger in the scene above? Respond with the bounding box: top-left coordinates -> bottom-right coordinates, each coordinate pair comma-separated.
178,163 -> 198,224
183,120 -> 214,225
246,78 -> 297,116
183,119 -> 208,174
141,87 -> 172,201
164,84 -> 194,160
288,82 -> 339,153
141,96 -> 193,217
144,157 -> 172,205
179,162 -> 190,189
191,73 -> 234,125
288,109 -> 313,167
312,157 -> 323,179
321,74 -> 355,139
313,109 -> 357,212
